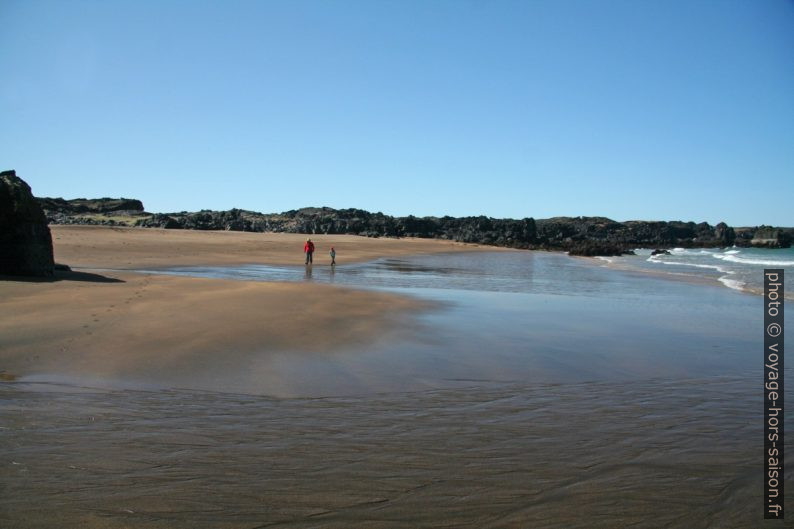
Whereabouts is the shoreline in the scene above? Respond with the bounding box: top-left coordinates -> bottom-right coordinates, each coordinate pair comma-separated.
579,254 -> 741,289
50,225 -> 785,299
4,226 -> 497,389
1,225 -> 781,394
577,252 -> 777,299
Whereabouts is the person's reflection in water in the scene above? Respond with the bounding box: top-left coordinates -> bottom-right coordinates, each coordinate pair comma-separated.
328,264 -> 335,283
304,266 -> 313,280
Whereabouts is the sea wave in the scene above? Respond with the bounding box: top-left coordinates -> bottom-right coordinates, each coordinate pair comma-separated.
609,247 -> 791,298
646,257 -> 728,274
647,255 -> 747,293
667,248 -> 716,257
718,275 -> 747,293
712,254 -> 794,266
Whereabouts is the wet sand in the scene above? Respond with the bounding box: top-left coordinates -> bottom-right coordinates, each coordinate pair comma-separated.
1,376 -> 790,529
1,226 -> 488,385
0,272 -> 429,388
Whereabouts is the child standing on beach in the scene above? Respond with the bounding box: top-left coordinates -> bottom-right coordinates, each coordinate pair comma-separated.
304,238 -> 315,265
330,246 -> 336,266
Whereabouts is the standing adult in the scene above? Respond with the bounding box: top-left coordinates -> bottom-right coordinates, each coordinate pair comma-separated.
304,238 -> 315,265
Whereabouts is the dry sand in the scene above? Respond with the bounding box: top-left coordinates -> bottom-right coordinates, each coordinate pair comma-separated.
1,226 -> 493,386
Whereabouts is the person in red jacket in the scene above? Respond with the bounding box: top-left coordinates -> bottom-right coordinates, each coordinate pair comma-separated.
304,238 -> 315,265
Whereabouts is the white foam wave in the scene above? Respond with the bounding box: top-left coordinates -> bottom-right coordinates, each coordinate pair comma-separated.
712,254 -> 794,266
668,248 -> 716,257
648,258 -> 728,274
594,256 -> 614,264
723,250 -> 740,255
718,276 -> 747,293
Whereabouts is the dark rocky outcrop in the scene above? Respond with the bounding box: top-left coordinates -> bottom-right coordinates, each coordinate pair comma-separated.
714,222 -> 736,246
567,241 -> 626,257
734,226 -> 792,249
37,196 -> 144,215
136,213 -> 183,229
35,194 -> 792,255
0,170 -> 55,277
534,217 -> 739,251
37,196 -> 145,225
131,208 -> 540,248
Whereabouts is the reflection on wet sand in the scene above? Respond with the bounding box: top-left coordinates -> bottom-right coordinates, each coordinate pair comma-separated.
2,251 -> 789,527
129,252 -> 763,398
1,376 -> 790,528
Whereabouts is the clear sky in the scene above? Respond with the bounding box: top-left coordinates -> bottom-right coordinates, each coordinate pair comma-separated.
1,0 -> 792,226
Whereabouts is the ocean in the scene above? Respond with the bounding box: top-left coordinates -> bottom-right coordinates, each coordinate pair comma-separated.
597,246 -> 794,299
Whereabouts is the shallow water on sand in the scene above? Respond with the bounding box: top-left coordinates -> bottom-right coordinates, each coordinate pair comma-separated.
2,251 -> 791,528
134,251 -> 766,397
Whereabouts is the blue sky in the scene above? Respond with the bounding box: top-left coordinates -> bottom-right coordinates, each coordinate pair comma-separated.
2,0 -> 792,225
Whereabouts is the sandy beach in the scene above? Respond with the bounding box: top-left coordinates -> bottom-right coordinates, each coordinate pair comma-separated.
1,225 -> 494,385
50,225 -> 499,269
4,2 -> 791,525
2,226 -> 790,528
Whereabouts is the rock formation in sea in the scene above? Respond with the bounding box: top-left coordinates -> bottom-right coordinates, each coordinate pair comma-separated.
0,170 -> 55,277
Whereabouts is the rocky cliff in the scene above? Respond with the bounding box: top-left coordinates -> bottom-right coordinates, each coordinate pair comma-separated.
0,170 -> 55,276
